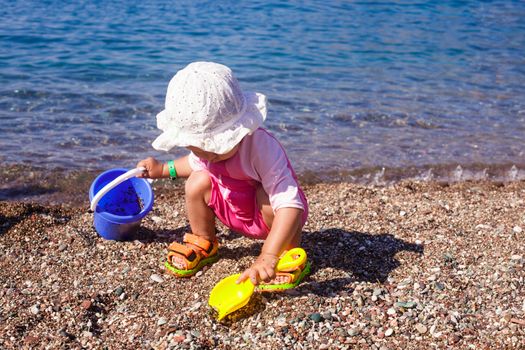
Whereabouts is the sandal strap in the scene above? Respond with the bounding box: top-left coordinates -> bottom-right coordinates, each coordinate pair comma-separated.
167,242 -> 198,262
183,233 -> 217,257
277,250 -> 307,272
257,261 -> 311,292
278,261 -> 306,272
260,269 -> 302,286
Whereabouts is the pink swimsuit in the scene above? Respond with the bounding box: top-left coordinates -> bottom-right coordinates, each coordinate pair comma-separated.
188,128 -> 308,240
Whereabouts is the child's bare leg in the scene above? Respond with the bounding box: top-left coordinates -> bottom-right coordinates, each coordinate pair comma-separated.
170,171 -> 216,269
185,171 -> 216,241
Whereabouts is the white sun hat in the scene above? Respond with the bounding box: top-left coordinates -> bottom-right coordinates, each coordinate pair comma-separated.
152,61 -> 267,154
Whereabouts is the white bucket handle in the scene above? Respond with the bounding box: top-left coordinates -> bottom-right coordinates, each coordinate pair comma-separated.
90,167 -> 146,212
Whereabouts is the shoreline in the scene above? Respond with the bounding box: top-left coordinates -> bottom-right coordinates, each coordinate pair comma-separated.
1,162 -> 525,207
1,180 -> 524,349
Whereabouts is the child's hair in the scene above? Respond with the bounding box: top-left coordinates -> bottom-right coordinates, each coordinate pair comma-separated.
152,61 -> 267,154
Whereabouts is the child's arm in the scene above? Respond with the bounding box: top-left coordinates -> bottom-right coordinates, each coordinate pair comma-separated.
136,155 -> 193,179
236,207 -> 303,285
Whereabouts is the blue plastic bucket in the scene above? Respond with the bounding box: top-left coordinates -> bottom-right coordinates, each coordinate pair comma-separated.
89,168 -> 154,240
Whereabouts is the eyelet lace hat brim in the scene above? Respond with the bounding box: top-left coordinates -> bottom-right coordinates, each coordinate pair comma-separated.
151,61 -> 268,155
152,91 -> 266,154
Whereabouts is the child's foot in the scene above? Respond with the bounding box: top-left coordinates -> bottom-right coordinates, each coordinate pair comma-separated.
165,233 -> 219,278
257,260 -> 311,292
261,274 -> 290,284
267,275 -> 292,284
170,256 -> 186,270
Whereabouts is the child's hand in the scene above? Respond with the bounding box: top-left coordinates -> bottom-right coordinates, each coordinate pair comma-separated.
136,157 -> 165,179
236,252 -> 280,285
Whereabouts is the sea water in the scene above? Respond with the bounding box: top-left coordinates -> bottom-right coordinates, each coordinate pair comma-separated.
1,0 -> 525,184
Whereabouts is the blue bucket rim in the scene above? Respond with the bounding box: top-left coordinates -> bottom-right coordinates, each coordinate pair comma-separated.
89,168 -> 154,224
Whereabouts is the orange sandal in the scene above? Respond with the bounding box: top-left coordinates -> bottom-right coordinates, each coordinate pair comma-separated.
165,233 -> 219,277
257,249 -> 311,292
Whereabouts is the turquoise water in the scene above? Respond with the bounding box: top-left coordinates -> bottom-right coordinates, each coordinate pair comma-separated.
2,0 -> 525,183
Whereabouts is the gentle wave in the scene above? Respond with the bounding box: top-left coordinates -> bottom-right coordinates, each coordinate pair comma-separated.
1,162 -> 524,207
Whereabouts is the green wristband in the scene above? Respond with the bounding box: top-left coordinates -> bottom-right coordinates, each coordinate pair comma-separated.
167,160 -> 177,179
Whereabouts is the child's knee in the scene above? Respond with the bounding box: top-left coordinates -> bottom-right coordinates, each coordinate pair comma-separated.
185,171 -> 212,201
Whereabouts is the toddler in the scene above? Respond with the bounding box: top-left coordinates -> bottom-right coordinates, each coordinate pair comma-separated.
137,61 -> 309,288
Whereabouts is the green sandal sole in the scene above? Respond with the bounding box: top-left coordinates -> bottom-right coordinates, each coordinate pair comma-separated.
165,254 -> 219,277
257,261 -> 311,292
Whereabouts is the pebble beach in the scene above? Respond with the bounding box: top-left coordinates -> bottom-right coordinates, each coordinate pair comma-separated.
3,1 -> 525,349
1,179 -> 524,349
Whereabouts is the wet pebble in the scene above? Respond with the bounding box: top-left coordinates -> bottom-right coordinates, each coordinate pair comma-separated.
151,274 -> 164,283
395,301 -> 417,309
416,324 -> 428,334
309,313 -> 323,323
449,333 -> 461,344
276,316 -> 288,327
151,216 -> 163,224
30,304 -> 39,315
189,302 -> 202,312
348,328 -> 360,336
59,329 -> 75,340
82,331 -> 93,338
81,300 -> 92,310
